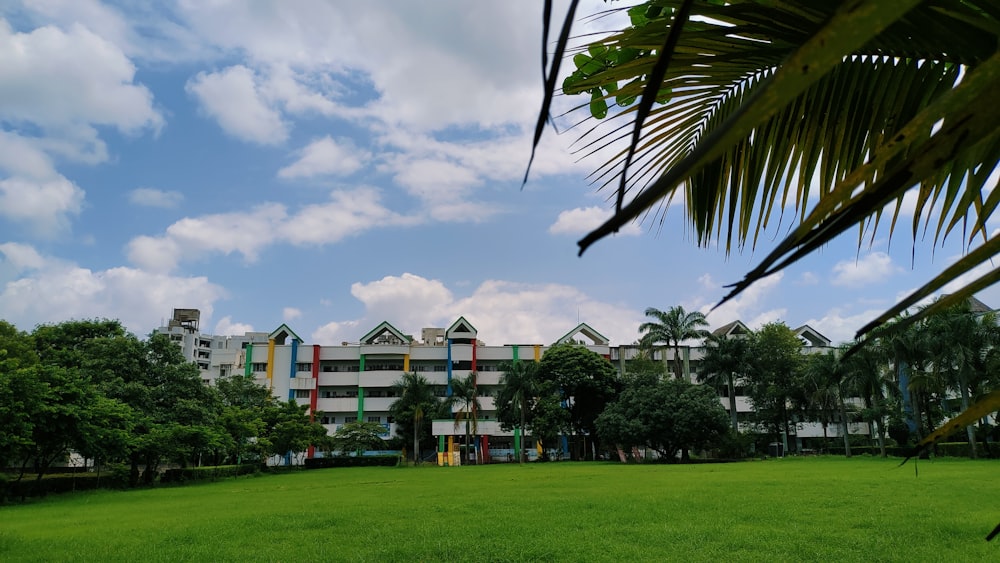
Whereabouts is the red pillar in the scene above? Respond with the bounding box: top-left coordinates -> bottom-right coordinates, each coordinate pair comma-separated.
307,344 -> 320,459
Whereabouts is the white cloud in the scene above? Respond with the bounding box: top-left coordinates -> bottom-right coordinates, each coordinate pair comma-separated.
126,188 -> 413,272
0,175 -> 84,233
283,307 -> 302,321
549,206 -> 642,237
310,273 -> 643,346
214,316 -> 254,336
0,243 -> 225,335
186,65 -> 288,145
695,272 -> 787,330
831,252 -> 899,287
0,20 -> 163,133
278,136 -> 369,179
128,187 -> 183,208
804,307 -> 886,346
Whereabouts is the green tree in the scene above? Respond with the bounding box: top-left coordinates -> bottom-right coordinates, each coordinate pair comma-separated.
330,421 -> 388,456
744,322 -> 804,453
537,1 -> 999,337
389,373 -> 440,463
698,333 -> 752,432
449,372 -> 482,464
804,349 -> 854,456
495,360 -> 539,464
639,306 -> 709,380
596,377 -> 729,461
537,343 -> 619,459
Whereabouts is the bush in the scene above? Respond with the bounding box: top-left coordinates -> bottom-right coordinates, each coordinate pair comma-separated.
304,455 -> 399,469
3,472 -> 128,499
161,463 -> 260,483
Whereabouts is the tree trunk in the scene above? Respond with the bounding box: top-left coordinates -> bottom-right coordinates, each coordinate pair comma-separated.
839,401 -> 852,457
519,390 -> 526,464
727,374 -> 739,433
959,373 -> 977,459
673,343 -> 683,380
876,419 -> 886,457
413,419 -> 420,465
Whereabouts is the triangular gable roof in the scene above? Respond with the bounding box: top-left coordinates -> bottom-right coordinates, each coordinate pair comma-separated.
446,316 -> 477,339
712,320 -> 751,338
360,321 -> 411,345
794,324 -> 830,347
269,324 -> 301,344
557,323 -> 609,345
967,295 -> 993,314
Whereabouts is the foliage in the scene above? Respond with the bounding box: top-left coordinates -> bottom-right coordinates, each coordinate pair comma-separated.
303,455 -> 399,468
389,372 -> 441,462
638,306 -> 709,379
742,322 -> 805,446
697,332 -> 752,432
596,377 -> 729,460
535,1 -> 1000,338
160,464 -> 261,483
329,421 -> 388,456
536,343 -> 620,458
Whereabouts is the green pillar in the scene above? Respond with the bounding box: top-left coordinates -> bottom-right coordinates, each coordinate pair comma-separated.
514,427 -> 521,460
438,434 -> 445,453
357,387 -> 365,421
244,344 -> 253,377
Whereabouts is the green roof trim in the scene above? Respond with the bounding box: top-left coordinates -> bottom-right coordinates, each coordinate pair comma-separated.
360,321 -> 412,345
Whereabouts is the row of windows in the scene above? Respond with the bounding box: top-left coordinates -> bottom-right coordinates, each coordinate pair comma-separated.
318,415 -> 396,425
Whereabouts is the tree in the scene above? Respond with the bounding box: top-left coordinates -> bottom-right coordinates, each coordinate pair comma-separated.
698,333 -> 751,432
536,343 -> 620,460
744,322 -> 805,453
449,372 -> 482,464
638,306 -> 709,380
533,1 -> 999,338
389,373 -> 440,463
495,360 -> 539,464
803,349 -> 854,456
596,376 -> 729,461
329,421 -> 388,456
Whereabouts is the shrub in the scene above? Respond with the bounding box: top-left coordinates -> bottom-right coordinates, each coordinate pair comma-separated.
161,464 -> 260,483
304,455 -> 399,469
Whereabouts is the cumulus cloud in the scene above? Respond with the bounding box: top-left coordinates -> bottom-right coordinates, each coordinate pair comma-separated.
831,252 -> 899,288
549,206 -> 642,237
695,272 -> 787,330
186,65 -> 288,145
0,20 -> 162,133
309,273 -> 643,346
804,307 -> 886,347
128,187 -> 183,208
0,175 -> 84,233
126,188 -> 413,272
283,307 -> 302,321
278,136 -> 369,179
0,243 -> 225,335
214,316 -> 254,336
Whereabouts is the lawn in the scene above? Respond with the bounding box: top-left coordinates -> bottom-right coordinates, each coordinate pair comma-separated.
1,457 -> 998,561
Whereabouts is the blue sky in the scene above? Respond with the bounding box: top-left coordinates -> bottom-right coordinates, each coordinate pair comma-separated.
0,1 -> 996,347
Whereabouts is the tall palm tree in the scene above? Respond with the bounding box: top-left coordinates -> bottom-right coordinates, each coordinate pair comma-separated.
639,306 -> 709,380
531,1 -> 999,340
697,332 -> 751,433
842,343 -> 891,457
449,372 -> 482,464
498,360 -> 539,464
389,372 -> 437,464
804,349 -> 854,457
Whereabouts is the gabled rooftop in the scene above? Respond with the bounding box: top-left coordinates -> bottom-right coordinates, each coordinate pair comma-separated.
360,321 -> 411,346
557,322 -> 609,346
269,324 -> 301,345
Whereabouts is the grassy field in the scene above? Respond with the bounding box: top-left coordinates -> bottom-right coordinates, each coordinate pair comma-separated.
1,457 -> 998,561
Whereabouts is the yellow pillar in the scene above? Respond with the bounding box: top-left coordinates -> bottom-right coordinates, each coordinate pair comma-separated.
266,338 -> 275,389
534,345 -> 541,361
403,354 -> 410,372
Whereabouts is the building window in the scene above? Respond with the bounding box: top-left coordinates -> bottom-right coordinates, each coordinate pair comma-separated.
345,416 -> 357,423
296,363 -> 312,372
252,362 -> 268,372
368,416 -> 381,423
295,390 -> 311,399
320,416 -> 331,424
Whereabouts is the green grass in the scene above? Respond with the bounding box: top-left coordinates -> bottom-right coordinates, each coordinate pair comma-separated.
1,457 -> 999,561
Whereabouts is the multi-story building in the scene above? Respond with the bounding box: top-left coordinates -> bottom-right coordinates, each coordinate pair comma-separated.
157,309 -> 849,461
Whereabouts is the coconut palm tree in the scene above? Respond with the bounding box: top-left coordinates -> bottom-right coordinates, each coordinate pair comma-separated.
530,0 -> 999,341
497,360 -> 539,464
449,372 -> 482,464
697,332 -> 751,433
639,306 -> 709,380
389,372 -> 438,464
804,349 -> 854,457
